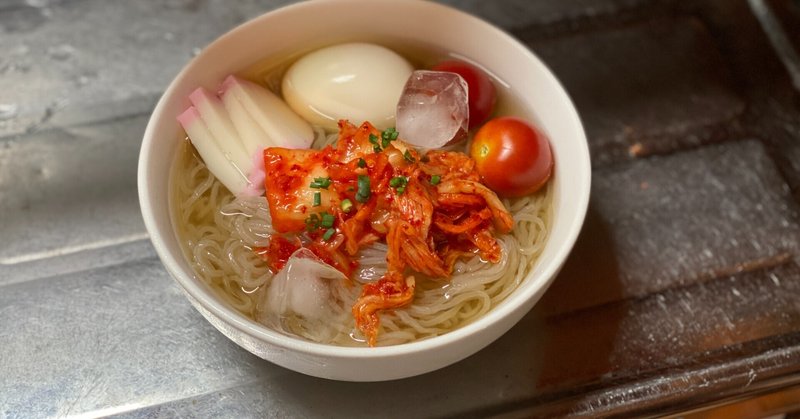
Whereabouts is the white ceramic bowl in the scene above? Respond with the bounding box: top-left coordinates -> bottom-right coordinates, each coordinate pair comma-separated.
138,0 -> 590,381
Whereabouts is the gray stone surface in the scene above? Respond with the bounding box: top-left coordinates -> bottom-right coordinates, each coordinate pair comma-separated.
0,257 -> 275,418
539,140 -> 800,316
539,262 -> 800,388
0,114 -> 147,265
443,0 -> 675,29
0,0 -> 292,138
5,0 -> 800,417
527,17 -> 745,165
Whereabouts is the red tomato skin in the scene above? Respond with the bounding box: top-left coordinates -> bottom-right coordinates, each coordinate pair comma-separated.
432,60 -> 497,129
470,117 -> 553,198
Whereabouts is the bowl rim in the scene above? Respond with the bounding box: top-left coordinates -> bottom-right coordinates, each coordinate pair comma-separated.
138,0 -> 591,359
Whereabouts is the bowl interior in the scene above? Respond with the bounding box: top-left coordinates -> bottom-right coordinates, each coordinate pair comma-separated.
138,0 -> 590,379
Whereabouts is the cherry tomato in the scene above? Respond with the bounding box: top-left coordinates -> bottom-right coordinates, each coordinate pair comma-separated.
469,117 -> 553,197
432,60 -> 496,129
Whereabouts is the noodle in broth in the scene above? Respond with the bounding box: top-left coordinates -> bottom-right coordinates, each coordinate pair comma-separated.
172,131 -> 551,347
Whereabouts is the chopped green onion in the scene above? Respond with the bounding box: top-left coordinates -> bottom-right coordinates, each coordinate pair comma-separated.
310,177 -> 332,189
320,213 -> 335,228
356,175 -> 371,203
430,175 -> 441,185
373,145 -> 382,154
381,127 -> 399,148
390,176 -> 408,194
389,176 -> 407,188
383,127 -> 398,140
368,134 -> 379,146
403,150 -> 415,163
304,213 -> 320,231
312,192 -> 321,207
357,158 -> 367,168
322,228 -> 336,241
341,199 -> 353,213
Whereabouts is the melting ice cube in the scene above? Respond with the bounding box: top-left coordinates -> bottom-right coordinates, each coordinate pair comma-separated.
396,70 -> 469,149
256,248 -> 352,343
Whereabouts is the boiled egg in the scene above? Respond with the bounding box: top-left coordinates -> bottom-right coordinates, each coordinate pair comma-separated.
282,43 -> 414,131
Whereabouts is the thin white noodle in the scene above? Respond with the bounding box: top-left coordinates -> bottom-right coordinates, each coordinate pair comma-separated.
172,136 -> 551,347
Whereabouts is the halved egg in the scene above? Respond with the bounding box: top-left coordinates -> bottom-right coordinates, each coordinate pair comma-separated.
282,43 -> 414,131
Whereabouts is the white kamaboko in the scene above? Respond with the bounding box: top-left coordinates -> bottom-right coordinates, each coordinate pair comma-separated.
178,76 -> 314,195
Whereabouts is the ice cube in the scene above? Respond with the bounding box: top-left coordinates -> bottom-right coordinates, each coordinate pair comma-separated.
255,248 -> 353,343
396,70 -> 469,149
